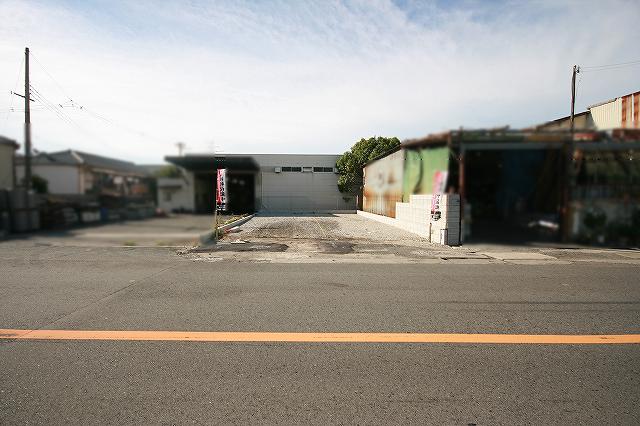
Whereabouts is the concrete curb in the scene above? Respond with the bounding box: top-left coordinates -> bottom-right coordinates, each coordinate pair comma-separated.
198,214 -> 255,245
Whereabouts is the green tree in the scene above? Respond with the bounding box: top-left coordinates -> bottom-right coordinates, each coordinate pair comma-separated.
336,136 -> 400,194
22,174 -> 48,194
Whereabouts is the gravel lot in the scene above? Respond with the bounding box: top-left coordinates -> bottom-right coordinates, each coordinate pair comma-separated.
236,213 -> 432,245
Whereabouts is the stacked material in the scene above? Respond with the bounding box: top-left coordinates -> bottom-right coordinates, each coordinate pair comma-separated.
393,193 -> 460,245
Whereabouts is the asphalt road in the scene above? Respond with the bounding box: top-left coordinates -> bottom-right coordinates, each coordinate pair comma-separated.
1,243 -> 639,424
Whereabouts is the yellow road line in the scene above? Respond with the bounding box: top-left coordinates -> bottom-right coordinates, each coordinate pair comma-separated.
1,329 -> 639,344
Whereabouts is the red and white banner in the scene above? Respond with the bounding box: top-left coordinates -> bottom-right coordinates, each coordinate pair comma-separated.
216,168 -> 227,211
430,170 -> 448,221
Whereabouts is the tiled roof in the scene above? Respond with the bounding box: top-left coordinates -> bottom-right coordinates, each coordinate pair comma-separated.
16,149 -> 147,175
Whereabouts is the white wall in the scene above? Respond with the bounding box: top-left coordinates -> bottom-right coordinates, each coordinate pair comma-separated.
252,154 -> 354,212
359,193 -> 461,245
16,164 -> 80,194
0,144 -> 15,189
260,171 -> 353,211
590,98 -> 622,130
157,175 -> 195,212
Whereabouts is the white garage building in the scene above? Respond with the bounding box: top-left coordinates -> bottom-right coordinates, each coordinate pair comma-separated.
163,154 -> 355,214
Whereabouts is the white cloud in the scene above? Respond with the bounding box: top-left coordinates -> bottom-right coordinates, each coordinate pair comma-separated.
0,0 -> 638,163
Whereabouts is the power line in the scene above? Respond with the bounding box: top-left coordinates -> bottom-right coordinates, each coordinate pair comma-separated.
28,83 -> 117,151
581,59 -> 640,70
29,49 -> 170,147
1,55 -> 25,130
29,85 -> 76,127
580,60 -> 640,74
29,51 -> 75,103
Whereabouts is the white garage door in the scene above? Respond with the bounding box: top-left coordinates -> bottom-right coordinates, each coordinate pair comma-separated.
259,172 -> 354,212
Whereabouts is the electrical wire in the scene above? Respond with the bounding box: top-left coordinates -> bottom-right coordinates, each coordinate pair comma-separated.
580,59 -> 640,73
29,50 -> 169,146
29,85 -> 76,127
581,59 -> 640,70
29,51 -> 75,104
28,83 -> 117,151
1,55 -> 25,131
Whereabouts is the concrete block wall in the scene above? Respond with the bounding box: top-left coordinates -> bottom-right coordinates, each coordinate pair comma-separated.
395,197 -> 431,238
394,194 -> 460,245
428,194 -> 460,245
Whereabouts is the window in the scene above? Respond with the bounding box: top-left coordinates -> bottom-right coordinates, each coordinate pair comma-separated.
302,166 -> 313,173
290,167 -> 302,172
282,167 -> 292,172
313,167 -> 335,173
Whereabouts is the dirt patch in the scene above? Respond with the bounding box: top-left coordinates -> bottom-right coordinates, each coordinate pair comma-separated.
316,241 -> 354,254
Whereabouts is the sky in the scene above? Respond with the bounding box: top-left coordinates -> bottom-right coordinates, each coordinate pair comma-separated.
0,0 -> 639,164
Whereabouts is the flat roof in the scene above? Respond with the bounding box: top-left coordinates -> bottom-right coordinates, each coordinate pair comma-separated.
165,155 -> 260,172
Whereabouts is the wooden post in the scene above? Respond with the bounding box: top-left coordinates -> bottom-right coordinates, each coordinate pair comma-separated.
24,47 -> 31,190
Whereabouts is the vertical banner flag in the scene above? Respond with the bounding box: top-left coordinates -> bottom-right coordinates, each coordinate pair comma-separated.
430,170 -> 448,221
216,168 -> 227,211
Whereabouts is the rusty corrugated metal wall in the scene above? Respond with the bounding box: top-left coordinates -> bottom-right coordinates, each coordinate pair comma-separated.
590,92 -> 640,129
363,146 -> 451,218
363,149 -> 405,217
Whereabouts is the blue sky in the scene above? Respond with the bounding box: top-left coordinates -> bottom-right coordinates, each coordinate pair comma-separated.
0,0 -> 639,163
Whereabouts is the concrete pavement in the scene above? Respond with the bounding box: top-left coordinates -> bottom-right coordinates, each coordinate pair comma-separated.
3,214 -> 218,247
1,243 -> 639,424
1,215 -> 639,424
191,214 -> 640,265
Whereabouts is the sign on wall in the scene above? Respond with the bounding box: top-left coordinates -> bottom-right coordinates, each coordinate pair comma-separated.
216,168 -> 227,211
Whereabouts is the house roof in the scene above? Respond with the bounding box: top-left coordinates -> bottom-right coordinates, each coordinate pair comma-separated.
0,135 -> 19,149
16,149 -> 146,176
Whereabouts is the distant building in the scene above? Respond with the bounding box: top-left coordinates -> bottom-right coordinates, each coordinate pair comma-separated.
15,149 -> 150,197
534,110 -> 595,132
589,91 -> 640,130
164,154 -> 355,213
535,90 -> 639,132
0,136 -> 19,190
156,176 -> 192,213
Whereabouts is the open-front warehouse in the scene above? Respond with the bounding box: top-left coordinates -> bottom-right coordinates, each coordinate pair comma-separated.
164,154 -> 355,214
363,128 -> 640,245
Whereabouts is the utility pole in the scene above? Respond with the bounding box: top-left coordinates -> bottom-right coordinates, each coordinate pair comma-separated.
569,65 -> 580,133
176,141 -> 185,156
24,47 -> 32,191
562,64 -> 580,242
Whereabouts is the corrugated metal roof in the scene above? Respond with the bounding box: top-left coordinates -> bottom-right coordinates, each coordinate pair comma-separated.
363,128 -> 640,167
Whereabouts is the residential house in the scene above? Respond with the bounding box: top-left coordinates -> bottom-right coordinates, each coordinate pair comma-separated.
0,136 -> 18,190
15,149 -> 150,197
